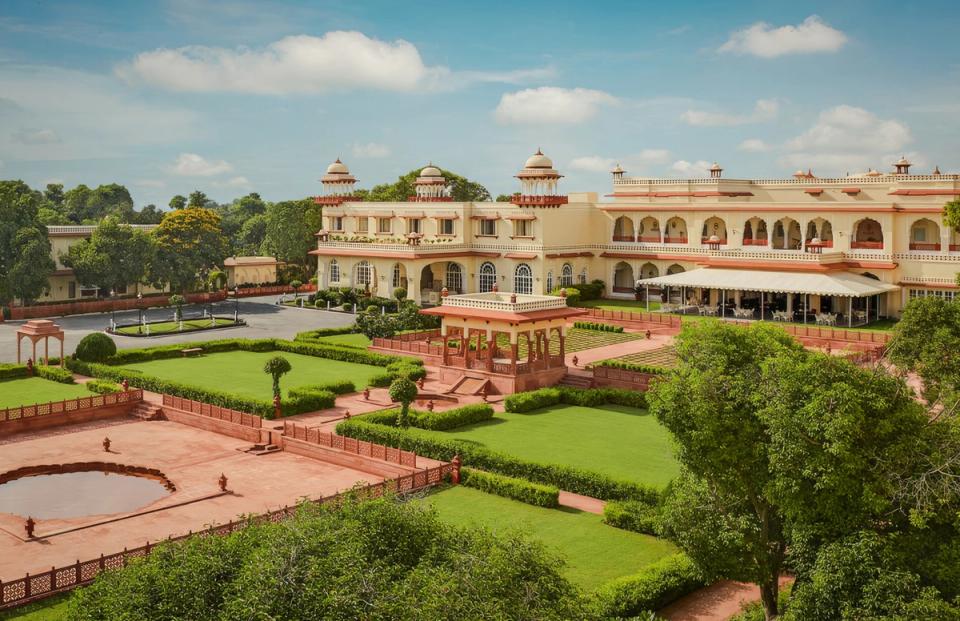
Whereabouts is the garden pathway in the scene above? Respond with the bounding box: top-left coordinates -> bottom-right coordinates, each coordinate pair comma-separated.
565,330 -> 675,368
557,490 -> 604,514
659,576 -> 793,621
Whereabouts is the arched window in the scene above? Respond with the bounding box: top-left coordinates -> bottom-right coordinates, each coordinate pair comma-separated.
578,267 -> 587,285
354,261 -> 371,286
393,264 -> 404,288
329,259 -> 340,283
514,263 -> 533,294
479,262 -> 497,292
560,263 -> 573,287
445,263 -> 463,293
546,271 -> 554,292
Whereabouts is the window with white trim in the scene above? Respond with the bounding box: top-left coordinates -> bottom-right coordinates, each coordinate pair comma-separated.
578,267 -> 588,285
445,263 -> 463,293
356,217 -> 368,233
479,219 -> 496,236
408,218 -> 421,234
331,216 -> 343,232
479,262 -> 496,292
392,263 -> 403,288
514,263 -> 533,294
514,219 -> 532,237
377,217 -> 392,234
560,263 -> 573,287
439,218 -> 455,235
909,288 -> 957,302
355,261 -> 372,286
546,271 -> 554,292
329,260 -> 340,283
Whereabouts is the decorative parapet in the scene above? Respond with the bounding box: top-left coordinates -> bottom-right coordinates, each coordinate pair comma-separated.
440,292 -> 568,313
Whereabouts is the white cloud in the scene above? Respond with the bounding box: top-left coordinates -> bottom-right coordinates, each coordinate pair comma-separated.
780,105 -> 913,175
570,156 -> 616,172
169,153 -> 233,177
352,142 -> 391,159
11,127 -> 60,144
680,99 -> 779,126
671,160 -> 713,177
719,15 -> 847,58
118,31 -> 551,94
739,138 -> 771,152
635,149 -> 671,165
494,87 -> 619,125
214,176 -> 252,188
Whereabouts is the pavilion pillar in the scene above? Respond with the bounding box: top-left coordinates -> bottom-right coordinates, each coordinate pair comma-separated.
59,338 -> 64,368
476,331 -> 483,364
510,332 -> 518,375
803,294 -> 808,324
866,296 -> 871,325
44,337 -> 49,365
558,328 -> 566,362
527,331 -> 534,363
543,331 -> 551,368
485,329 -> 494,372
32,339 -> 37,366
849,298 -> 853,327
786,293 -> 794,316
16,335 -> 21,364
760,291 -> 765,321
464,328 -> 472,367
645,285 -> 650,311
441,325 -> 449,366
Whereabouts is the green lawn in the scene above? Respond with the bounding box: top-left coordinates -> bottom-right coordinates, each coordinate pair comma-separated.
603,345 -> 678,369
0,377 -> 91,408
0,594 -> 69,620
113,318 -> 238,336
117,350 -> 383,399
315,333 -> 372,348
422,486 -> 677,590
441,404 -> 679,488
577,298 -> 661,312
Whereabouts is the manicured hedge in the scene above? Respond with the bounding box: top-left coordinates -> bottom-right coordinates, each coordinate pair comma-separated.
594,359 -> 669,375
357,403 -> 495,432
0,364 -> 28,381
293,326 -> 359,344
34,365 -> 75,384
86,379 -> 121,394
603,500 -> 661,536
504,386 -> 647,413
74,332 -> 117,362
573,321 -> 624,333
289,380 -> 355,396
335,417 -> 659,502
590,553 -> 706,618
461,468 -> 560,508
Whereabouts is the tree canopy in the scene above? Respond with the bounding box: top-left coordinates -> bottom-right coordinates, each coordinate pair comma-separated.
60,217 -> 154,295
148,207 -> 228,293
360,167 -> 491,202
262,198 -> 321,275
0,180 -> 56,304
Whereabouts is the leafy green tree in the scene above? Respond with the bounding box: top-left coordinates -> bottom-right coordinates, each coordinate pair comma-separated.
238,213 -> 268,255
389,377 -> 418,428
888,296 -> 960,406
44,183 -> 65,208
188,190 -> 211,209
67,497 -> 583,620
168,294 -> 185,321
62,183 -> 135,223
149,207 -> 228,293
207,269 -> 226,291
365,167 -> 491,202
0,180 -> 56,305
262,198 -> 321,269
263,355 -> 292,398
168,194 -> 187,210
131,204 -> 165,224
60,217 -> 154,296
495,193 -> 518,202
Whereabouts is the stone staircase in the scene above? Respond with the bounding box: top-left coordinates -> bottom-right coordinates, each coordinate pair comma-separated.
447,375 -> 490,396
130,401 -> 163,421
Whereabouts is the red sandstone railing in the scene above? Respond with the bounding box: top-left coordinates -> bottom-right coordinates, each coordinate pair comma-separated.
372,337 -> 443,357
581,307 -> 683,328
850,241 -> 884,249
282,422 -> 417,468
233,284 -> 317,298
909,242 -> 941,251
742,239 -> 768,246
8,292 -> 225,321
0,462 -> 453,610
592,366 -> 657,389
0,390 -> 143,424
390,329 -> 441,342
161,395 -> 262,429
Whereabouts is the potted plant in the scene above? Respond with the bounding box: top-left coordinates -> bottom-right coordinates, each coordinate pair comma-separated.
633,282 -> 645,301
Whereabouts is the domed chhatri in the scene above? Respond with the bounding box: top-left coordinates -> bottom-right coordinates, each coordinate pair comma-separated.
893,156 -> 912,175
513,149 -> 567,207
316,158 -> 359,205
413,163 -> 451,201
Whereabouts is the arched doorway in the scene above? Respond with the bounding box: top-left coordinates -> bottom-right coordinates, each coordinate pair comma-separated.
613,262 -> 635,293
910,218 -> 941,251
613,216 -> 635,242
560,263 -> 574,287
664,217 -> 688,244
445,262 -> 464,294
852,219 -> 884,249
638,217 -> 660,242
806,218 -> 833,247
639,262 -> 659,279
743,217 -> 768,246
772,218 -> 801,250
391,263 -> 407,295
514,264 -> 533,294
701,217 -> 727,245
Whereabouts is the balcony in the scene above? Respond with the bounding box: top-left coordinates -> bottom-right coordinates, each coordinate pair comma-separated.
742,239 -> 769,247
612,234 -> 635,242
850,241 -> 884,250
909,242 -> 941,251
637,235 -> 662,243
662,236 -> 687,244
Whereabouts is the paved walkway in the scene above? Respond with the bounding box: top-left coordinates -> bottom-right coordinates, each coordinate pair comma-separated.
565,330 -> 674,367
557,490 -> 605,514
660,576 -> 793,621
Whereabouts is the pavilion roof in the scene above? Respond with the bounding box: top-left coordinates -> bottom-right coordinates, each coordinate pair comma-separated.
640,268 -> 899,298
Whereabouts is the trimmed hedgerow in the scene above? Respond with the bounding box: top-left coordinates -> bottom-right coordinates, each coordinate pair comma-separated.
0,364 -> 29,381
589,553 -> 706,618
293,326 -> 359,343
357,403 -> 495,432
86,379 -> 121,394
368,372 -> 395,388
289,380 -> 355,396
573,321 -> 624,333
335,416 -> 660,502
603,500 -> 661,536
33,364 -> 75,384
504,386 -> 647,413
593,359 -> 669,375
461,467 -> 560,508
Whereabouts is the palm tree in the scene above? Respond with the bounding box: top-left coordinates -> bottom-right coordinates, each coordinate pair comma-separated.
263,356 -> 292,399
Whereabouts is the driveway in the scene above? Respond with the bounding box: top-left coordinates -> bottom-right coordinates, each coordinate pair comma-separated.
0,296 -> 356,363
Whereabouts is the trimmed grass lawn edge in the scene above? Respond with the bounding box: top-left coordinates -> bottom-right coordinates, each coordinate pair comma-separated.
111,318 -> 245,338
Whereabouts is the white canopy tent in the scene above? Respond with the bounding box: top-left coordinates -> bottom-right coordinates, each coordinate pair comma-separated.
638,268 -> 899,326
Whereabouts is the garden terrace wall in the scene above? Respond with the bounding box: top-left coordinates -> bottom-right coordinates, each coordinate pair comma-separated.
591,366 -> 658,391
160,394 -> 264,443
0,462 -> 454,611
8,292 -> 226,321
0,390 -> 143,437
370,337 -> 444,364
581,308 -> 682,332
234,283 -> 316,298
281,421 -> 419,477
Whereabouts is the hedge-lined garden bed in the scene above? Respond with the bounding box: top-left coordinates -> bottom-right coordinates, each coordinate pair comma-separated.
589,553 -> 706,618
503,386 -> 648,413
461,468 -> 560,508
66,337 -> 423,418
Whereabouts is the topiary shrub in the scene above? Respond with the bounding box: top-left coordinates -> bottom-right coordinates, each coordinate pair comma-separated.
389,377 -> 418,428
86,379 -> 121,394
74,333 -> 117,363
34,365 -> 75,384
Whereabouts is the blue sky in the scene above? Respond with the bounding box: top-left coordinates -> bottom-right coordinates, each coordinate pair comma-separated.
1,0 -> 958,207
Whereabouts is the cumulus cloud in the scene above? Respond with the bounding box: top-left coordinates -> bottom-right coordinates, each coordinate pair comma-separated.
352,142 -> 391,158
494,87 -> 619,125
569,156 -> 616,173
570,149 -> 671,173
739,138 -> 771,152
671,160 -> 713,177
680,99 -> 779,126
214,176 -> 252,188
11,127 -> 60,144
719,15 -> 847,58
118,31 -> 551,94
780,105 -> 913,174
169,153 -> 234,177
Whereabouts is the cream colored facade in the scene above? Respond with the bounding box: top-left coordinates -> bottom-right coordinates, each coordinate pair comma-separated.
223,256 -> 278,287
312,155 -> 960,317
41,225 -> 163,302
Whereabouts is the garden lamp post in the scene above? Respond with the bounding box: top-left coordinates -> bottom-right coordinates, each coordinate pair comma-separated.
233,287 -> 239,322
137,292 -> 143,334
110,289 -> 116,331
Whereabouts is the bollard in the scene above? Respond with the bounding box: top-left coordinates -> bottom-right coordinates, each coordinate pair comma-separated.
218,473 -> 228,492
572,355 -> 579,367
24,516 -> 35,538
427,400 -> 435,412
103,437 -> 111,452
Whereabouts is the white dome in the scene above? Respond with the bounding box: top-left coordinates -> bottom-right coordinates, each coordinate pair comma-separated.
524,149 -> 553,169
420,164 -> 443,177
326,158 -> 349,175
895,155 -> 911,166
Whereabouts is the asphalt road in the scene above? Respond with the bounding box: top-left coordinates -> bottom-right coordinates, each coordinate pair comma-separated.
0,295 -> 356,363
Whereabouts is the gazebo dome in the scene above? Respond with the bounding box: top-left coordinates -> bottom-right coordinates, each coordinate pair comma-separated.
895,156 -> 911,167
524,149 -> 553,169
326,158 -> 350,175
317,157 -> 358,203
420,164 -> 443,178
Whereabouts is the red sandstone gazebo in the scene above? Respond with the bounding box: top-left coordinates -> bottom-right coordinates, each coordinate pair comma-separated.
16,320 -> 65,367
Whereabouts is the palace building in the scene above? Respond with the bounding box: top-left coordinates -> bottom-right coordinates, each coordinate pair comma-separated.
310,152 -> 960,323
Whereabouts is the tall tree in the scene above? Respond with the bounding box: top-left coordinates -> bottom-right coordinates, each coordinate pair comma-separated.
262,198 -> 321,270
168,194 -> 187,210
365,167 -> 491,202
62,183 -> 135,223
131,204 -> 165,224
238,213 -> 268,255
149,207 -> 228,293
44,183 -> 65,208
60,217 -> 154,295
0,180 -> 56,304
188,190 -> 211,209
